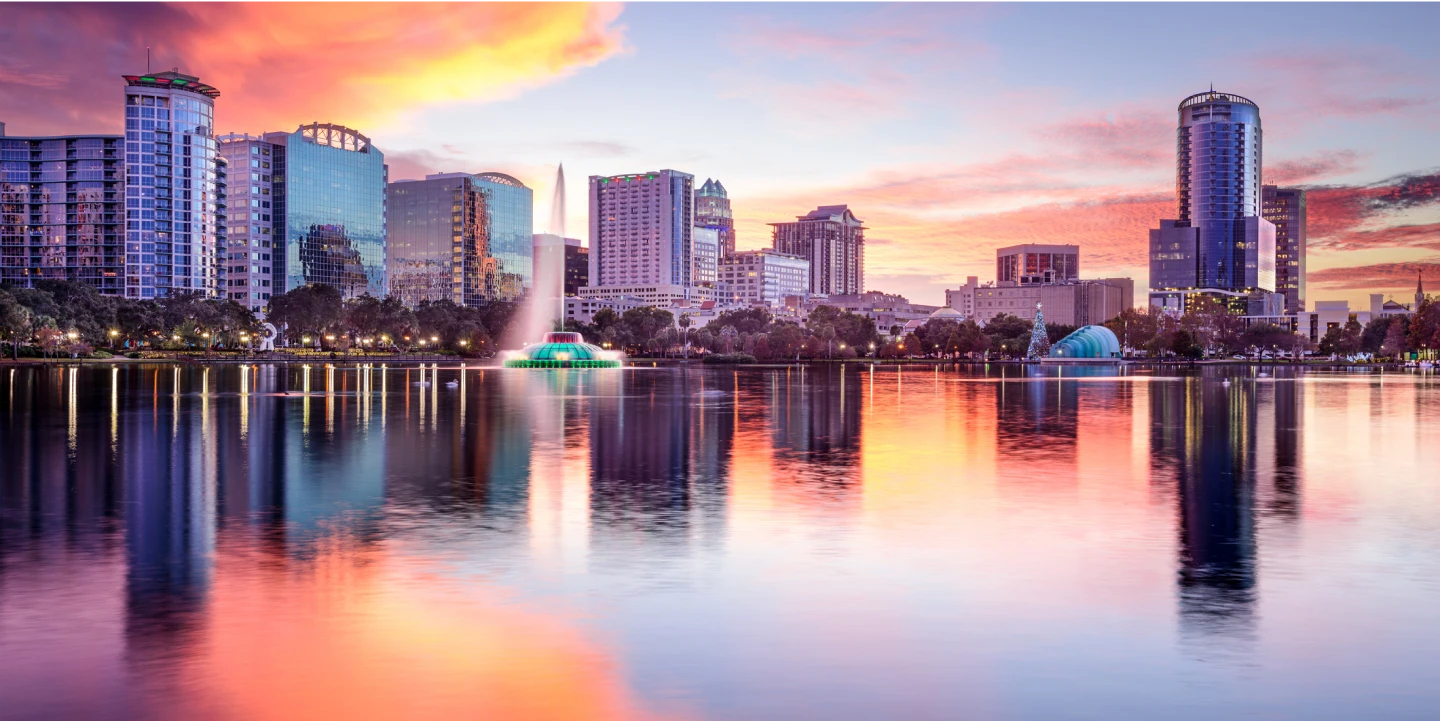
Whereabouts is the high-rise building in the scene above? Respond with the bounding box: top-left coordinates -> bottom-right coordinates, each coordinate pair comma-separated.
717,249 -> 809,308
996,244 -> 1079,285
693,226 -> 719,288
1262,185 -> 1306,314
1149,90 -> 1277,314
214,155 -> 228,298
215,133 -> 279,310
770,205 -> 865,296
388,175 -> 491,307
0,129 -> 125,292
472,172 -> 533,300
262,123 -> 387,300
588,169 -> 695,289
122,70 -> 222,298
564,238 -> 588,296
695,178 -> 735,257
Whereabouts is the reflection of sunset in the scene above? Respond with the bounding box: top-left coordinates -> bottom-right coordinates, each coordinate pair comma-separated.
194,541 -> 687,721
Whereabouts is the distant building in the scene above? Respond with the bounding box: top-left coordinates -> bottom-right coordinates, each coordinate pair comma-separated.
771,205 -> 865,296
564,294 -> 645,325
813,291 -> 938,337
1149,90 -> 1278,314
472,172 -> 533,298
1262,185 -> 1306,314
388,175 -> 491,307
214,156 -> 228,299
0,129 -> 125,293
564,238 -> 588,296
123,70 -> 222,298
947,245 -> 1132,327
715,249 -> 809,308
693,226 -> 719,288
588,169 -> 695,290
695,178 -> 736,258
997,244 -> 1079,285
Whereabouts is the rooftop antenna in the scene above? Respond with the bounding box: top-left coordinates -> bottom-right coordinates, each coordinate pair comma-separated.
1209,82 -> 1214,92
146,46 -> 151,73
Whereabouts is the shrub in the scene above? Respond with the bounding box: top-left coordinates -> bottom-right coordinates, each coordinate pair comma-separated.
126,351 -> 143,359
91,350 -> 113,359
702,353 -> 757,365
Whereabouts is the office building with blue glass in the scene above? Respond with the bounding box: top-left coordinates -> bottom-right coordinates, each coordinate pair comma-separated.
472,172 -> 533,301
262,123 -> 387,300
1149,90 -> 1278,315
122,71 -> 222,298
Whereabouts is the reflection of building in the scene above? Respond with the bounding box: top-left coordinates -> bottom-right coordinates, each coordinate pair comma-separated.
1262,185 -> 1306,314
389,175 -> 491,307
1150,376 -> 1257,639
261,123 -> 388,299
123,70 -> 222,298
1149,91 -> 1278,315
695,178 -> 736,258
770,365 -> 862,468
716,249 -> 809,308
770,205 -> 865,296
0,130 -> 126,293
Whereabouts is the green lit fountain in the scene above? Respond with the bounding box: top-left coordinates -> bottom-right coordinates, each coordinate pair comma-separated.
502,332 -> 622,369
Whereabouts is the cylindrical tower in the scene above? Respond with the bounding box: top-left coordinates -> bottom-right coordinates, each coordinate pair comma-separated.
1175,91 -> 1262,290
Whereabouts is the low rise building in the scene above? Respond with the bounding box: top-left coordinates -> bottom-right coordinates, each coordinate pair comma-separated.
716,249 -> 809,308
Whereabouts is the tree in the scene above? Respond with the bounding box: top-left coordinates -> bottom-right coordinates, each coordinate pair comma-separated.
1408,298 -> 1440,355
770,323 -> 805,360
718,325 -> 739,354
268,284 -> 345,345
619,307 -> 674,353
985,313 -> 1033,359
806,305 -> 879,350
1238,322 -> 1292,355
815,323 -> 838,359
1170,328 -> 1202,360
1026,305 -> 1050,359
1382,317 -> 1410,357
1105,306 -> 1162,353
1320,320 -> 1363,355
0,291 -> 33,360
955,319 -> 990,359
710,307 -> 771,335
1360,316 -> 1397,354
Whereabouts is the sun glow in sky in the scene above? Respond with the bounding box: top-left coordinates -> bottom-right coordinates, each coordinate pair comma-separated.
3,2 -> 1438,306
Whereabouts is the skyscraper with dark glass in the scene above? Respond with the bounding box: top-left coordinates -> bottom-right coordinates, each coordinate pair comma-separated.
1262,185 -> 1306,314
0,128 -> 125,292
1149,90 -> 1278,315
122,71 -> 222,298
695,178 -> 735,258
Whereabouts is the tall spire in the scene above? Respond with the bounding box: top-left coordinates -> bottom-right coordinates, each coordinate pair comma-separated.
1418,270 -> 1426,308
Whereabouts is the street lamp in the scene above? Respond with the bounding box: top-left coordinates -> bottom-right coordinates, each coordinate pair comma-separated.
419,339 -> 427,347
430,336 -> 438,343
67,330 -> 79,341
459,339 -> 468,347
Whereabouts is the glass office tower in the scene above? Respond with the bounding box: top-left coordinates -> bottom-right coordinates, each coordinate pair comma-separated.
387,174 -> 490,307
1262,185 -> 1307,314
1176,90 -> 1271,292
473,172 -> 532,301
0,131 -> 125,292
264,123 -> 387,299
1149,90 -> 1277,314
122,71 -> 221,298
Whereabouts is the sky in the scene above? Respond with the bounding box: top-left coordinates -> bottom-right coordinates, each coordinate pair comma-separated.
3,2 -> 1438,307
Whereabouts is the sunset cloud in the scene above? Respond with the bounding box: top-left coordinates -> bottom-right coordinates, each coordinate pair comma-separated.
0,2 -> 626,136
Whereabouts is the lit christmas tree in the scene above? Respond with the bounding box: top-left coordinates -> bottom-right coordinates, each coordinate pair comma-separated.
1027,302 -> 1050,359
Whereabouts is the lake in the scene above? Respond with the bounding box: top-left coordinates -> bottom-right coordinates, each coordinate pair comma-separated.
2,362 -> 1438,720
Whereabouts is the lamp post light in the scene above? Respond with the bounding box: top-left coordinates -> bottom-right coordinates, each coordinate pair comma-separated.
109,329 -> 119,349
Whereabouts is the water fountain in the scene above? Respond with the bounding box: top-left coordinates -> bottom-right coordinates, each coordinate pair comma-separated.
500,164 -> 624,369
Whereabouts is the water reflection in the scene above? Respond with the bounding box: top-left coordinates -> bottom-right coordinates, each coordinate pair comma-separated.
1,363 -> 1438,720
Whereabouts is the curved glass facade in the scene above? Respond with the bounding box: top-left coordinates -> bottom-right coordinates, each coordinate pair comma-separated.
474,173 -> 532,300
123,72 -> 220,298
1176,92 -> 1263,291
272,124 -> 387,299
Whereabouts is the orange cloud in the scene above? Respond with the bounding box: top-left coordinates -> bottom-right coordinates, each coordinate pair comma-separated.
0,2 -> 626,136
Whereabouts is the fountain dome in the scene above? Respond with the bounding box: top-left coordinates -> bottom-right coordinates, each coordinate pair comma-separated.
503,332 -> 621,368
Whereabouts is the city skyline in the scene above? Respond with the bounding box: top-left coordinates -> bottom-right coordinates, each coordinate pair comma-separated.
2,3 -> 1439,307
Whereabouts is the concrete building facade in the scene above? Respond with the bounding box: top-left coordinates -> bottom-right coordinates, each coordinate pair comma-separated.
771,205 -> 865,296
